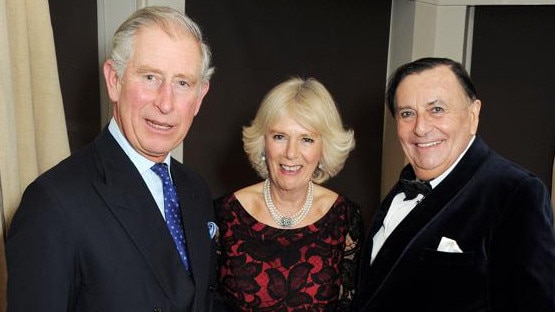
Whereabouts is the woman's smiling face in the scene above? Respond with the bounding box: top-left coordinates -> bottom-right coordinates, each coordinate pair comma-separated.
264,112 -> 322,192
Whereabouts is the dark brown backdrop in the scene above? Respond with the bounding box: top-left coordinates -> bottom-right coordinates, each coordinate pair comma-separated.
48,2 -> 554,227
49,0 -> 101,152
471,5 -> 555,192
184,1 -> 392,224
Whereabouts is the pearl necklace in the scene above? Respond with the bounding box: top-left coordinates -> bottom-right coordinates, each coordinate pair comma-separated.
263,179 -> 314,228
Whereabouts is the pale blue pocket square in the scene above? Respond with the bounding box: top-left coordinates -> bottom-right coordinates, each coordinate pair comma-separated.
207,221 -> 218,239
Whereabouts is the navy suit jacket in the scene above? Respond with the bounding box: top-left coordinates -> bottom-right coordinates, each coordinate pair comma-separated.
7,128 -> 223,312
353,137 -> 555,311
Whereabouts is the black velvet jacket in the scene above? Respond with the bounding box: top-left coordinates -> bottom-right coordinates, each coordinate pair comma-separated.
354,137 -> 555,312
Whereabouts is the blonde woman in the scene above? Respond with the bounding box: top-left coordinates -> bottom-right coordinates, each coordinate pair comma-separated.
215,77 -> 362,311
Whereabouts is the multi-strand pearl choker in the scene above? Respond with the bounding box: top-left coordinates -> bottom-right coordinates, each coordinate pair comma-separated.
263,179 -> 314,228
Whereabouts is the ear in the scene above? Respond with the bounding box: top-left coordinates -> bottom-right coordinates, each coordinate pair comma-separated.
103,60 -> 121,102
469,99 -> 481,135
193,80 -> 210,116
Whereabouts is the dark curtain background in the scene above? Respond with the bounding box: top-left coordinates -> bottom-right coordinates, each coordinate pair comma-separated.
471,5 -> 555,191
185,1 -> 392,225
49,0 -> 101,152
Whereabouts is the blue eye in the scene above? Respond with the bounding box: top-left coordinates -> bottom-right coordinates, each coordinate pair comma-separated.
302,137 -> 315,144
273,134 -> 285,140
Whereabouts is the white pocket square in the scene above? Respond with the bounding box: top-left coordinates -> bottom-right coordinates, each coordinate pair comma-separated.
207,221 -> 219,240
437,237 -> 463,253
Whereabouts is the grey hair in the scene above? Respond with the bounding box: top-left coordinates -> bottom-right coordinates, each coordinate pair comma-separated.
109,6 -> 214,82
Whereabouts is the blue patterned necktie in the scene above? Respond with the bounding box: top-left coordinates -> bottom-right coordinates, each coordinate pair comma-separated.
151,163 -> 190,272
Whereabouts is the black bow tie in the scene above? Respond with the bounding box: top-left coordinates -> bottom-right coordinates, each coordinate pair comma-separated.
399,179 -> 432,201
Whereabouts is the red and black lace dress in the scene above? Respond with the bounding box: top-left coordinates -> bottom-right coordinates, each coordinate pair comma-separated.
215,193 -> 362,312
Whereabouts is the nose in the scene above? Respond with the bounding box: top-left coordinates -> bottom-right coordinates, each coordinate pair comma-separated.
155,81 -> 173,114
285,139 -> 298,159
413,113 -> 432,136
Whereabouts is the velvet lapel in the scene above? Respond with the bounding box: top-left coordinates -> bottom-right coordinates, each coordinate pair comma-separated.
359,184 -> 401,271
363,137 -> 491,304
368,185 -> 403,241
90,129 -> 190,305
170,159 -> 211,294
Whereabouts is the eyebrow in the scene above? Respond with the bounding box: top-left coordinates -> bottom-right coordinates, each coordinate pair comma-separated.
396,99 -> 442,113
134,66 -> 161,74
267,127 -> 318,136
134,66 -> 198,83
396,99 -> 437,109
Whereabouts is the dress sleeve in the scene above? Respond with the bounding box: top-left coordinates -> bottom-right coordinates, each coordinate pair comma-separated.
336,198 -> 364,311
213,194 -> 230,270
212,195 -> 232,311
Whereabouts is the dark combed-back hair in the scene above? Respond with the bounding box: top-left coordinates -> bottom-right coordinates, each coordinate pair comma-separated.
385,57 -> 477,116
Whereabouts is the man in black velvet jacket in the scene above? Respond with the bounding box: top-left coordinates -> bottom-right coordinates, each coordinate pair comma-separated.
353,57 -> 555,311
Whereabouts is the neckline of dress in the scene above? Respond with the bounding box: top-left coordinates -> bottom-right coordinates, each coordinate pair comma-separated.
231,193 -> 342,231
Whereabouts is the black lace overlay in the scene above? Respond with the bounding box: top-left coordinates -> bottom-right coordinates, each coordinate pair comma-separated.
215,194 -> 363,311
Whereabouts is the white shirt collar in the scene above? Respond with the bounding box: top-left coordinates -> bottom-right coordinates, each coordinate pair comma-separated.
429,135 -> 475,189
108,118 -> 171,174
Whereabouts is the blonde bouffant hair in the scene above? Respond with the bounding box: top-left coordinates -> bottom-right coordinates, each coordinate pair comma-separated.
242,77 -> 355,184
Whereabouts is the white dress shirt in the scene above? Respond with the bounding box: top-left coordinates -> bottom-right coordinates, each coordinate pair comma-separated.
108,118 -> 172,220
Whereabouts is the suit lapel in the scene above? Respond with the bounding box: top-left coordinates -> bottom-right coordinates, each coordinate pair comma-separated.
358,186 -> 398,274
368,185 -> 402,240
171,161 -> 211,292
361,137 -> 491,307
91,129 -> 191,305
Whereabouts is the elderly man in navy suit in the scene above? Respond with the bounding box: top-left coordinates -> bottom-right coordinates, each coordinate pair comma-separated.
353,57 -> 555,312
7,6 -> 225,312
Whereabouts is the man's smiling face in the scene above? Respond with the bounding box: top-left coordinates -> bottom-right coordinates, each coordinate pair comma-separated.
394,65 -> 481,181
